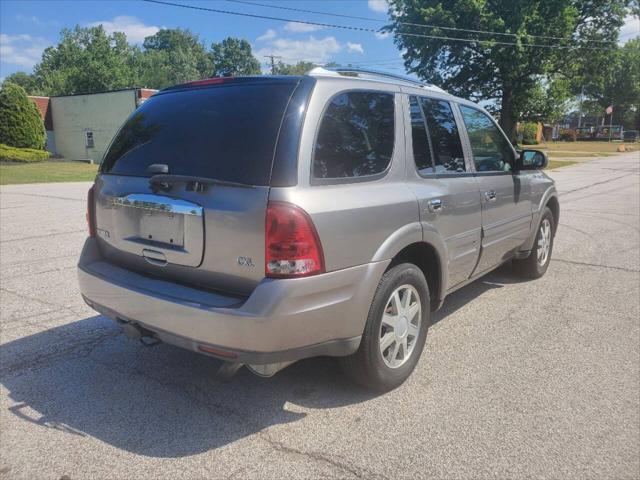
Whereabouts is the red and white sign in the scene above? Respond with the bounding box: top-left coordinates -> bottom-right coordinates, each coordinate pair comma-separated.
606,105 -> 614,115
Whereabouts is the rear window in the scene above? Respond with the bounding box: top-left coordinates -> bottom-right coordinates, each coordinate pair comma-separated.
312,91 -> 395,180
101,82 -> 298,185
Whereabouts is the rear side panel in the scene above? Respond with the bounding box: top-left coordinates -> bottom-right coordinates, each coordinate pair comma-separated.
270,79 -> 420,272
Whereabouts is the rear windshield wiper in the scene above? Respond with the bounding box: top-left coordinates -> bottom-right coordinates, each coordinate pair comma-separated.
149,174 -> 254,191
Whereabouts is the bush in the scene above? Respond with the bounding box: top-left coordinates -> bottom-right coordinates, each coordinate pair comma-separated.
0,83 -> 46,149
521,122 -> 538,144
0,143 -> 50,162
559,129 -> 577,142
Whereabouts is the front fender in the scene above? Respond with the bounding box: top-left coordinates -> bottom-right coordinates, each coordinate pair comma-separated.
523,184 -> 559,251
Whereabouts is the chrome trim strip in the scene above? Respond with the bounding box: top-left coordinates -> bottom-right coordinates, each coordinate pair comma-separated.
112,194 -> 203,216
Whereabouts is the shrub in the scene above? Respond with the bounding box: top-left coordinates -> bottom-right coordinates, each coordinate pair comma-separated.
0,83 -> 46,149
559,129 -> 577,142
0,143 -> 50,162
521,122 -> 539,144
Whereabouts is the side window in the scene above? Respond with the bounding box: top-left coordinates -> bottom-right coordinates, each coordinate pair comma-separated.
459,106 -> 514,172
409,96 -> 433,175
313,91 -> 395,180
420,98 -> 465,173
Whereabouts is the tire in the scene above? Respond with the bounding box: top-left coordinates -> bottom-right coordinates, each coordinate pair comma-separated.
513,206 -> 555,279
339,263 -> 430,391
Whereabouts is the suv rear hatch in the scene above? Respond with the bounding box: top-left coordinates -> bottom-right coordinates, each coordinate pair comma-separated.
93,77 -> 312,295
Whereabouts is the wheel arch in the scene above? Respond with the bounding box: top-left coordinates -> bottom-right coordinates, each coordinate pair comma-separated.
387,242 -> 445,311
545,195 -> 560,234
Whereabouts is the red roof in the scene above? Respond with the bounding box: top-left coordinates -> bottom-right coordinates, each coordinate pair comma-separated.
29,96 -> 53,131
137,89 -> 157,100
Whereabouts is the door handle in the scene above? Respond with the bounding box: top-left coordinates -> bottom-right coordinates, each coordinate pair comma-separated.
427,199 -> 443,213
484,191 -> 497,202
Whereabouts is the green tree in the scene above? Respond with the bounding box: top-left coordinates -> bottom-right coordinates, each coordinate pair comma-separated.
139,28 -> 212,88
2,72 -> 41,95
273,61 -> 317,75
516,76 -> 571,124
388,0 -> 630,141
211,37 -> 261,76
572,38 -> 640,129
33,26 -> 138,96
0,83 -> 46,149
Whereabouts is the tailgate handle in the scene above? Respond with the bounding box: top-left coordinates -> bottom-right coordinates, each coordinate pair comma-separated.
142,249 -> 168,267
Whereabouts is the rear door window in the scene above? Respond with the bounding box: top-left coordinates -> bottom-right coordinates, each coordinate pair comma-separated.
100,81 -> 298,186
420,98 -> 465,173
409,96 -> 433,175
312,91 -> 395,180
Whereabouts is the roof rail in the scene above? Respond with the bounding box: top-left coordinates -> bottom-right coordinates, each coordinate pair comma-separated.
306,66 -> 447,94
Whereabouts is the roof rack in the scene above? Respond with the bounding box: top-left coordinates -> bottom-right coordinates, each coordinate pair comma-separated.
306,67 -> 447,94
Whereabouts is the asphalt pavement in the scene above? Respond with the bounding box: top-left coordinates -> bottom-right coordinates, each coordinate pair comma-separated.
1,151 -> 638,479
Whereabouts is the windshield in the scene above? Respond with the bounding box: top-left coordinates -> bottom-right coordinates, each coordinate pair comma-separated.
100,81 -> 298,186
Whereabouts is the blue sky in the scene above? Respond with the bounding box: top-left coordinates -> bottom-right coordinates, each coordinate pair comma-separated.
0,0 -> 410,80
1,0 -> 638,82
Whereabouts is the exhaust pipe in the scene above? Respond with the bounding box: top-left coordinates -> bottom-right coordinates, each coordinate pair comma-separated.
246,361 -> 296,378
118,320 -> 160,346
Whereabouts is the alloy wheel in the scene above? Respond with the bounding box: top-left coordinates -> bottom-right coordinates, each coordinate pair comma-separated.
379,284 -> 422,369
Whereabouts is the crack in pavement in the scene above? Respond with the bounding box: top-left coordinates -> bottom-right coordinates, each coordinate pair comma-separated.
552,258 -> 639,273
0,192 -> 85,202
0,328 -> 120,378
3,265 -> 76,281
561,209 -> 640,218
85,352 -> 386,479
1,230 -> 86,244
558,174 -> 630,196
0,253 -> 77,268
0,287 -> 85,319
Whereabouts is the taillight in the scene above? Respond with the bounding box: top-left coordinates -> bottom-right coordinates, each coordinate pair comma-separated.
265,201 -> 325,278
86,185 -> 96,237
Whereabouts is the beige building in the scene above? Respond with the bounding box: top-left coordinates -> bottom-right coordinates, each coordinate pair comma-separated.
33,88 -> 156,163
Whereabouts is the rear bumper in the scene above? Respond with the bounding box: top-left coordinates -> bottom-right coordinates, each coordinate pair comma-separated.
78,238 -> 389,363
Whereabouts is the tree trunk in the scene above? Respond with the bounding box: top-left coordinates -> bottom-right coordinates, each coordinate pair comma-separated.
499,88 -> 518,145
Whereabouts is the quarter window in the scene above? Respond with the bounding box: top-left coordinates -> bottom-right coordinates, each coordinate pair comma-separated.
409,96 -> 433,175
420,98 -> 465,173
313,91 -> 395,180
459,106 -> 514,172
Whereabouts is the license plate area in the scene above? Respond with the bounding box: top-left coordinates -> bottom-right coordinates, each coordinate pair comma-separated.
106,193 -> 204,267
140,211 -> 185,247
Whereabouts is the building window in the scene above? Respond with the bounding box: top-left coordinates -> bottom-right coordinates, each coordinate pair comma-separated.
85,131 -> 95,148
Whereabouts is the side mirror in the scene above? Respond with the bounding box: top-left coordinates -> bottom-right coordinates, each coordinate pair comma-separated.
518,149 -> 548,170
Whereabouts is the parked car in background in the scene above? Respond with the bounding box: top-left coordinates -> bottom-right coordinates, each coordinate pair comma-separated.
78,68 -> 559,391
623,130 -> 639,143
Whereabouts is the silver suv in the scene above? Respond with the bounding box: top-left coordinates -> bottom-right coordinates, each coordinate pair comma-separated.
78,68 -> 558,391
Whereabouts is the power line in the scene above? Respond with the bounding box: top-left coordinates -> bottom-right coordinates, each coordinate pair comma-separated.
225,0 -> 618,45
142,0 -> 616,50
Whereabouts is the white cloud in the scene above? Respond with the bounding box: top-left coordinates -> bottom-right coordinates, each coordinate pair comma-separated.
375,31 -> 391,40
284,22 -> 324,33
347,42 -> 364,54
368,0 -> 389,13
619,14 -> 639,44
87,15 -> 159,43
257,29 -> 278,42
0,33 -> 48,71
256,35 -> 342,63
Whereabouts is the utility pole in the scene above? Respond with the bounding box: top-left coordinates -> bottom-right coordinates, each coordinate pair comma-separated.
264,55 -> 282,75
577,85 -> 584,128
